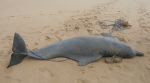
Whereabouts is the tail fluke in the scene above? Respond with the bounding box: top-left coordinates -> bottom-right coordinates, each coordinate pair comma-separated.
7,33 -> 27,68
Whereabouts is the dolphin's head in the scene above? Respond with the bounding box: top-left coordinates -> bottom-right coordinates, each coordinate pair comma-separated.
135,51 -> 144,56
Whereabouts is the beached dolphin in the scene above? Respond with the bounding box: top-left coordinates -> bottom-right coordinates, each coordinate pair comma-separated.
7,33 -> 144,68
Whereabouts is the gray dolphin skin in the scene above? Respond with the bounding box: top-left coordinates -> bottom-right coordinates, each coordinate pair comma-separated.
7,33 -> 144,68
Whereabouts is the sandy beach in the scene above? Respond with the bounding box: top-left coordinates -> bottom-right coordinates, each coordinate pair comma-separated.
0,0 -> 150,83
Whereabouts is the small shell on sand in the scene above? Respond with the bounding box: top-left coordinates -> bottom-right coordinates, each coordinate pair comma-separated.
122,20 -> 130,27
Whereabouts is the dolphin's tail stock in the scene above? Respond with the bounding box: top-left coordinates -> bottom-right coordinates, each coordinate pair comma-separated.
7,33 -> 27,68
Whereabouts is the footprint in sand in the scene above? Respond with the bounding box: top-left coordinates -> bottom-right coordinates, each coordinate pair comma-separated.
55,35 -> 62,41
38,68 -> 54,77
7,36 -> 13,40
140,22 -> 147,28
4,75 -> 21,82
144,28 -> 150,32
4,76 -> 11,80
43,26 -> 50,29
87,29 -> 93,34
137,5 -> 150,29
9,16 -> 15,18
54,31 -> 60,34
34,42 -> 38,45
145,64 -> 150,70
87,65 -> 94,69
143,38 -> 150,42
2,36 -> 13,41
23,17 -> 30,18
138,18 -> 146,28
58,11 -> 65,14
136,41 -> 142,45
7,50 -> 11,55
74,26 -> 80,31
77,79 -> 90,83
108,66 -> 114,71
138,18 -> 145,22
115,36 -> 127,42
45,36 -> 51,41
4,68 -> 13,75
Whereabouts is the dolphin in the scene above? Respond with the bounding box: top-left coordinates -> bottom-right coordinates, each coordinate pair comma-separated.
7,33 -> 144,68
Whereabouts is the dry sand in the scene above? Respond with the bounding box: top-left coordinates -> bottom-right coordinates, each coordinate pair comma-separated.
0,0 -> 150,83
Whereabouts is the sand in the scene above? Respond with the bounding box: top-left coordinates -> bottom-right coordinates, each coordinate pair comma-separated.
0,0 -> 150,83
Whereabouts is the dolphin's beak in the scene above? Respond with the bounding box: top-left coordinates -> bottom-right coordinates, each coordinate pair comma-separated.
135,51 -> 144,56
